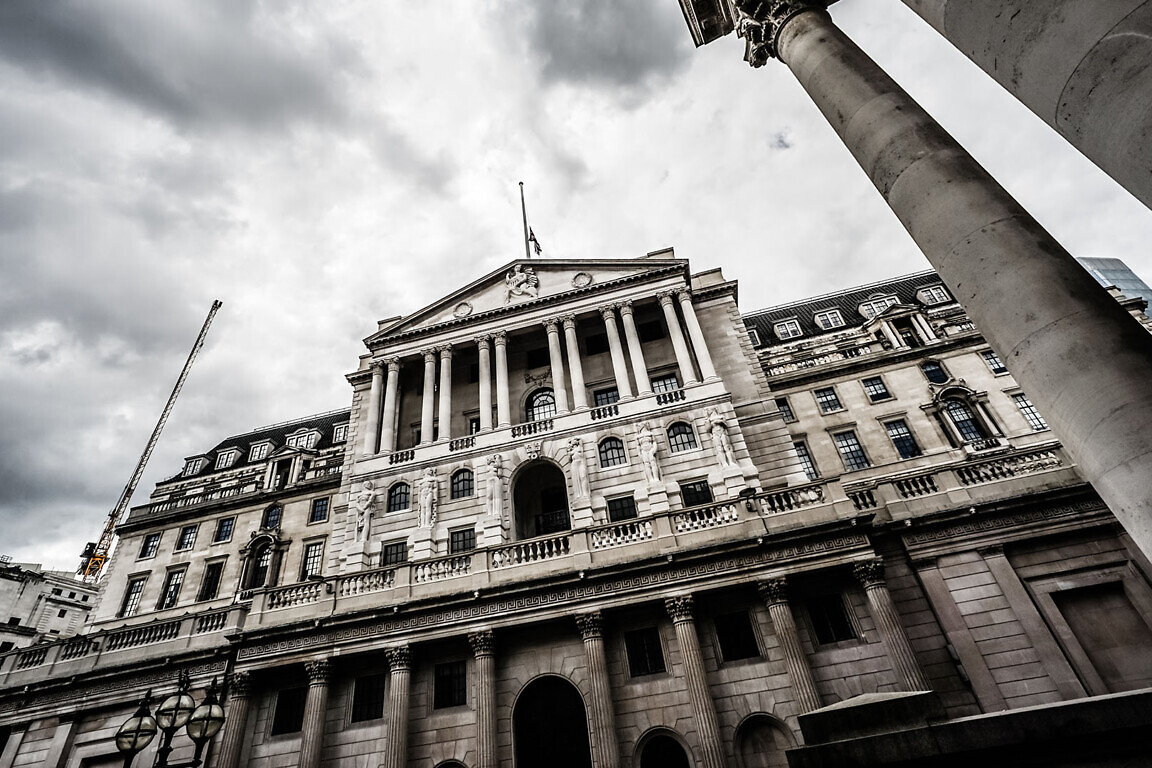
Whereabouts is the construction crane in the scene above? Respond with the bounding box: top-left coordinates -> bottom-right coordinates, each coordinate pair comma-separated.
78,300 -> 223,582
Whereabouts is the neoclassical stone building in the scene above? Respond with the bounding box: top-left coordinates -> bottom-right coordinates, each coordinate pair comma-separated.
1,254 -> 1150,768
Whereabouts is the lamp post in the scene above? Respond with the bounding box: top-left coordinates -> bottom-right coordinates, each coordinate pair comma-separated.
115,673 -> 226,768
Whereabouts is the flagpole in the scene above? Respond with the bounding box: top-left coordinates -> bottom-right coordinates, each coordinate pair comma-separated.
519,181 -> 531,260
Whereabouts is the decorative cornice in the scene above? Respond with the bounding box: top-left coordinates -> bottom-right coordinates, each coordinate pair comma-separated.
386,645 -> 411,671
304,658 -> 331,683
468,630 -> 494,657
665,595 -> 695,621
853,557 -> 886,588
902,500 -> 1105,549
758,577 -> 789,606
575,611 -> 604,640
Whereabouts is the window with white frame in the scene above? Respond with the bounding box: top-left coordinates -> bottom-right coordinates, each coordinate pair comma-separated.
918,285 -> 951,305
814,309 -> 845,330
175,525 -> 198,551
774,319 -> 803,339
299,541 -> 324,580
793,441 -> 819,481
249,442 -> 272,461
138,533 -> 162,559
981,350 -> 1008,374
214,450 -> 238,470
667,422 -> 698,453
182,458 -> 205,477
885,420 -> 922,459
861,376 -> 891,402
832,430 -> 870,471
814,387 -> 843,413
1012,393 -> 1048,430
120,577 -> 147,617
332,424 -> 348,443
527,388 -> 557,421
598,437 -> 628,467
651,373 -> 680,393
858,295 -> 898,320
285,431 -> 320,449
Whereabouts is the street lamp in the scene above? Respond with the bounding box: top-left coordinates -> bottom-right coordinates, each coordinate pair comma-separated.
115,674 -> 226,768
114,693 -> 157,768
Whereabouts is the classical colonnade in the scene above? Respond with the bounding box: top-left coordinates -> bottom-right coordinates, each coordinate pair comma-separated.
213,559 -> 925,768
360,289 -> 719,455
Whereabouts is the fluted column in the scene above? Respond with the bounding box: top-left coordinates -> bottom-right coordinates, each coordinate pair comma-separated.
659,292 -> 698,385
562,316 -> 588,409
477,336 -> 493,431
438,345 -> 454,441
665,596 -> 726,768
494,332 -> 511,427
854,559 -> 930,692
380,357 -> 401,453
545,320 -> 571,414
216,671 -> 254,768
469,631 -> 497,768
384,645 -> 412,768
420,349 -> 437,444
575,612 -> 620,768
361,362 -> 384,456
758,579 -> 822,713
600,306 -> 634,399
677,290 -> 718,381
300,659 -> 331,768
618,302 -> 651,395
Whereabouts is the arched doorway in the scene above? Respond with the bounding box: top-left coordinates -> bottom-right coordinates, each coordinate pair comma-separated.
512,461 -> 570,539
513,676 -> 592,768
735,715 -> 793,768
639,733 -> 691,768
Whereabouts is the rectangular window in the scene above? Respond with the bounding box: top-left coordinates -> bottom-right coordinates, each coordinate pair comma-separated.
333,424 -> 349,443
774,319 -> 803,339
651,373 -> 679,393
182,458 -> 204,477
1012,393 -> 1048,430
584,333 -> 609,355
832,430 -> 870,471
624,627 -> 666,677
250,442 -> 271,462
197,561 -> 225,602
806,593 -> 856,644
593,388 -> 620,407
120,578 -> 146,617
814,387 -> 843,413
638,320 -> 665,342
775,397 -> 795,422
350,673 -> 387,722
714,611 -> 761,662
859,296 -> 898,320
381,541 -> 408,566
884,420 -> 922,459
606,496 -> 638,522
468,416 -> 482,434
747,329 -> 761,347
449,528 -> 476,554
793,441 -> 819,481
213,517 -> 234,543
157,570 -> 185,610
300,542 -> 324,580
919,285 -> 950,305
981,350 -> 1008,374
138,533 -> 162,559
270,687 -> 307,735
814,309 -> 845,330
679,480 -> 713,507
175,525 -> 198,551
309,497 -> 330,523
861,376 -> 891,402
434,660 -> 467,708
215,451 -> 237,470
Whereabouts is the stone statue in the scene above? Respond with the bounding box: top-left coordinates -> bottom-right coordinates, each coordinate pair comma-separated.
707,408 -> 737,467
638,423 -> 661,483
569,437 -> 589,498
486,454 -> 505,519
417,468 -> 438,528
353,480 -> 379,542
504,264 -> 539,303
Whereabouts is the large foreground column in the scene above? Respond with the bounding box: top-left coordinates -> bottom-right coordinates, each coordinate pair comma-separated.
300,659 -> 331,768
665,596 -> 726,768
899,0 -> 1152,210
758,579 -> 822,713
575,612 -> 620,768
853,559 -> 930,692
217,671 -> 254,768
469,631 -> 497,768
704,1 -> 1152,559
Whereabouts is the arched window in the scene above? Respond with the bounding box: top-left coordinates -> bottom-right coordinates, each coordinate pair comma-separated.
450,469 -> 474,499
944,399 -> 987,441
667,422 -> 697,453
921,360 -> 949,384
387,482 -> 411,512
598,437 -> 628,467
247,544 -> 273,590
526,388 -> 557,422
261,504 -> 282,529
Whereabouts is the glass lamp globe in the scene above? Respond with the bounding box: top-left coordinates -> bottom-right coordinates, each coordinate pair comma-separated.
115,709 -> 158,754
185,697 -> 226,744
155,690 -> 197,730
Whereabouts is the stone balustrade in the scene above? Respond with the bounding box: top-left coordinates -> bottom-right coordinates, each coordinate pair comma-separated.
588,518 -> 654,550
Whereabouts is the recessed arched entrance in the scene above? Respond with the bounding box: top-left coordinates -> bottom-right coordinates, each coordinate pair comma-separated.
735,714 -> 793,768
513,676 -> 592,768
512,460 -> 571,539
639,733 -> 691,768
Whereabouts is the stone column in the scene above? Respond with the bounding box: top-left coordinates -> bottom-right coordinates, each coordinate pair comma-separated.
575,612 -> 620,768
469,630 -> 497,768
758,578 -> 822,713
600,306 -> 635,399
476,336 -> 493,431
217,671 -> 254,768
420,349 -> 437,444
380,357 -> 401,453
854,558 -> 930,692
438,344 -> 454,441
494,332 -> 511,427
677,291 -> 718,381
617,301 -> 652,395
659,292 -> 698,385
384,645 -> 412,768
545,320 -> 571,413
899,0 -> 1152,211
720,1 -> 1152,560
911,313 -> 938,343
361,362 -> 384,456
562,315 -> 589,409
664,596 -> 726,768
300,659 -> 331,768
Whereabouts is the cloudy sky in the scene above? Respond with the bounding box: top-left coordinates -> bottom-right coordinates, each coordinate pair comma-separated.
3,0 -> 1151,571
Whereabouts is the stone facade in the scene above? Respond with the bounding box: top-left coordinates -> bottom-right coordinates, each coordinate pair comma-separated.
0,256 -> 1150,767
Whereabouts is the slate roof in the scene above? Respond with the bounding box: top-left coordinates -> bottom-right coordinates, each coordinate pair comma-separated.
742,271 -> 949,345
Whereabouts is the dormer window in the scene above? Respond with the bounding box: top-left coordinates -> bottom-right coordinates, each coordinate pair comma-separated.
814,309 -> 845,330
918,285 -> 951,305
859,295 -> 898,320
774,319 -> 803,340
182,458 -> 205,477
214,450 -> 239,470
285,430 -> 320,449
249,442 -> 272,462
333,424 -> 349,443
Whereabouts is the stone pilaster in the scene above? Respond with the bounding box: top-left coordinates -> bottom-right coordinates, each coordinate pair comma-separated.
618,301 -> 652,395
562,315 -> 588,409
854,559 -> 930,692
575,612 -> 620,768
664,596 -> 726,768
384,645 -> 412,768
420,349 -> 437,444
216,671 -> 254,768
659,291 -> 699,385
300,659 -> 332,768
600,306 -> 634,399
469,631 -> 497,768
438,344 -> 454,441
758,578 -> 822,713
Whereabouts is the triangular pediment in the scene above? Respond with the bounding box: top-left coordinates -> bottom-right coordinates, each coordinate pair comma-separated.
369,258 -> 686,342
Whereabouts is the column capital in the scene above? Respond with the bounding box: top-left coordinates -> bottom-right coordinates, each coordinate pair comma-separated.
600,304 -> 618,320
561,314 -> 578,330
370,360 -> 386,374
492,331 -> 508,346
664,594 -> 695,621
386,356 -> 401,372
304,658 -> 331,684
657,290 -> 676,307
439,344 -> 454,359
227,670 -> 254,698
617,300 -> 635,316
422,348 -> 437,362
468,630 -> 495,657
853,557 -> 886,588
758,577 -> 790,606
387,645 -> 412,671
733,1 -> 826,68
544,318 -> 562,333
575,611 -> 604,640
675,288 -> 694,302
474,334 -> 492,346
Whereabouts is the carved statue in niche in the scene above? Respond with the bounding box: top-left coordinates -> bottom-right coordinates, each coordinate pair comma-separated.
568,437 -> 589,498
353,480 -> 379,542
486,454 -> 506,519
707,407 -> 737,467
504,264 -> 539,303
638,422 -> 661,483
417,468 -> 438,528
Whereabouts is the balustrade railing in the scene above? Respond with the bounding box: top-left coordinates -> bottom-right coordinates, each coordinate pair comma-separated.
848,488 -> 877,510
449,436 -> 476,451
511,419 -> 554,437
389,449 -> 416,465
589,518 -> 654,550
767,345 -> 873,376
759,484 -> 825,513
655,389 -> 686,405
193,610 -> 230,634
337,568 -> 396,597
14,646 -> 47,670
956,448 -> 1062,486
672,502 -> 741,533
893,474 -> 938,498
412,555 -> 472,583
266,581 -> 324,609
491,534 -> 570,568
105,619 -> 183,651
137,484 -> 260,516
590,404 -> 619,420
